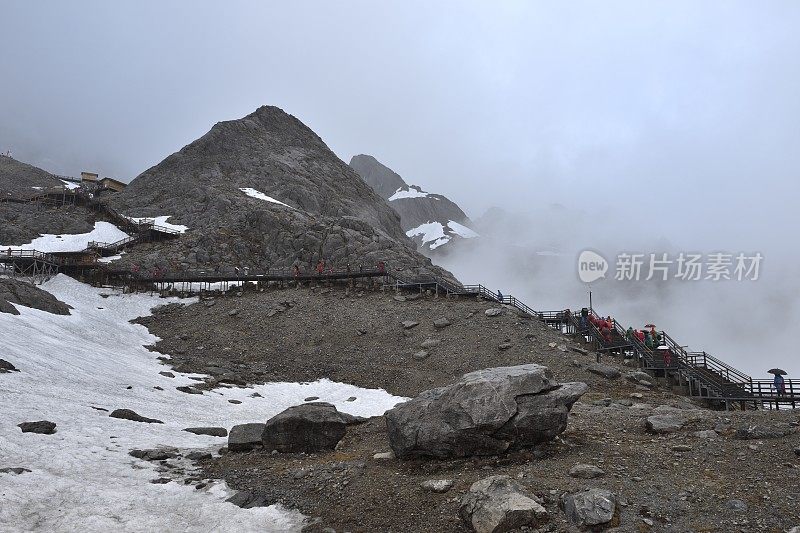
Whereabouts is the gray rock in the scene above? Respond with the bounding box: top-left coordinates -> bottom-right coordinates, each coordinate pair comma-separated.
694,430 -> 719,439
393,295 -> 407,302
0,278 -> 72,316
433,318 -> 451,329
158,371 -> 175,378
568,464 -> 605,479
228,423 -> 266,452
228,309 -> 240,317
625,371 -> 652,383
261,402 -> 347,453
402,320 -> 419,329
484,308 -> 503,317
385,364 -> 587,458
586,363 -> 621,379
726,499 -> 748,512
183,427 -> 228,437
570,346 -> 589,356
373,451 -> 395,460
459,475 -> 547,533
129,448 -> 178,461
0,359 -> 18,372
304,396 -> 320,402
226,490 -> 271,509
338,412 -> 367,425
498,343 -> 512,351
420,479 -> 454,493
110,408 -> 164,424
185,451 -> 213,461
413,350 -> 430,361
735,424 -> 795,440
794,446 -> 800,457
562,488 -> 617,527
645,406 -> 706,434
17,420 -> 57,434
420,338 -> 441,349
176,386 -> 203,395
672,444 -> 692,452
0,467 -> 32,475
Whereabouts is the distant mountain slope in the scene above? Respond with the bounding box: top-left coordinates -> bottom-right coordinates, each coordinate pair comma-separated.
0,155 -> 65,196
349,154 -> 478,252
108,106 -> 455,280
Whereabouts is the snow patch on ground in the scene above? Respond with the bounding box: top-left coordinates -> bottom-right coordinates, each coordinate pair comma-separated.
0,222 -> 130,253
0,275 -> 406,532
123,215 -> 189,234
388,186 -> 432,201
447,220 -> 479,239
98,253 -> 124,263
239,188 -> 294,209
406,221 -> 450,250
60,180 -> 81,190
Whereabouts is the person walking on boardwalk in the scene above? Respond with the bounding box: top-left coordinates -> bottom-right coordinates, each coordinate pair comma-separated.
772,372 -> 786,396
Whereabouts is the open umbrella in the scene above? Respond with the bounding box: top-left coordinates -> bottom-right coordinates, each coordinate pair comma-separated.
768,368 -> 787,376
644,323 -> 656,328
656,345 -> 670,350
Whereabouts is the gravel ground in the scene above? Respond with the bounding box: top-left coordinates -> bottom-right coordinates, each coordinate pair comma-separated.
137,284 -> 800,532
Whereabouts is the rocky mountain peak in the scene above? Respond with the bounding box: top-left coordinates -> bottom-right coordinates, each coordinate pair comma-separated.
349,154 -> 478,253
107,106 -> 454,280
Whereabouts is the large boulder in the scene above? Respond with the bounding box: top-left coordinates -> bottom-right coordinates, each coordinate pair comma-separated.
385,364 -> 587,458
562,488 -> 618,528
228,423 -> 266,452
261,402 -> 347,453
459,475 -> 548,533
18,421 -> 57,434
645,405 -> 707,434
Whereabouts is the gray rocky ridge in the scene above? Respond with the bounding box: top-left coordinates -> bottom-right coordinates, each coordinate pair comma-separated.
349,154 -> 477,252
107,106 -> 455,280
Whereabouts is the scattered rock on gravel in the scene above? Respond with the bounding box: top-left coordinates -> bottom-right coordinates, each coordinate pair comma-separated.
261,402 -> 347,453
645,406 -> 705,434
385,364 -> 587,458
433,318 -> 451,329
413,350 -> 429,361
420,479 -> 454,493
735,424 -> 795,440
129,448 -> 178,461
109,409 -> 164,424
17,421 -> 57,434
562,488 -> 618,528
401,320 -> 419,329
459,475 -> 547,533
420,338 -> 441,349
484,308 -> 503,317
183,427 -> 228,437
568,464 -> 605,479
586,362 -> 621,379
228,423 -> 266,452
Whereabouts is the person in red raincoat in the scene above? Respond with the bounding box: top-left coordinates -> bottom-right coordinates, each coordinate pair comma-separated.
316,260 -> 325,275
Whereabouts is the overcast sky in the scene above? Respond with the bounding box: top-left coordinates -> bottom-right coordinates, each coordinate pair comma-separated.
3,1 -> 799,373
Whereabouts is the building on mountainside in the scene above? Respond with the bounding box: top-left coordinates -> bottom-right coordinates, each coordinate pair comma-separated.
98,177 -> 127,192
57,174 -> 82,183
81,171 -> 99,183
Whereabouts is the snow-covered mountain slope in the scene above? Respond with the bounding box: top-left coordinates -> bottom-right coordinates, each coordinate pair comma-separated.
0,275 -> 405,532
349,155 -> 478,252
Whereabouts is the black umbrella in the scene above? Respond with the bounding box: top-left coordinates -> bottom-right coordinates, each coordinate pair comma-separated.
768,368 -> 787,376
